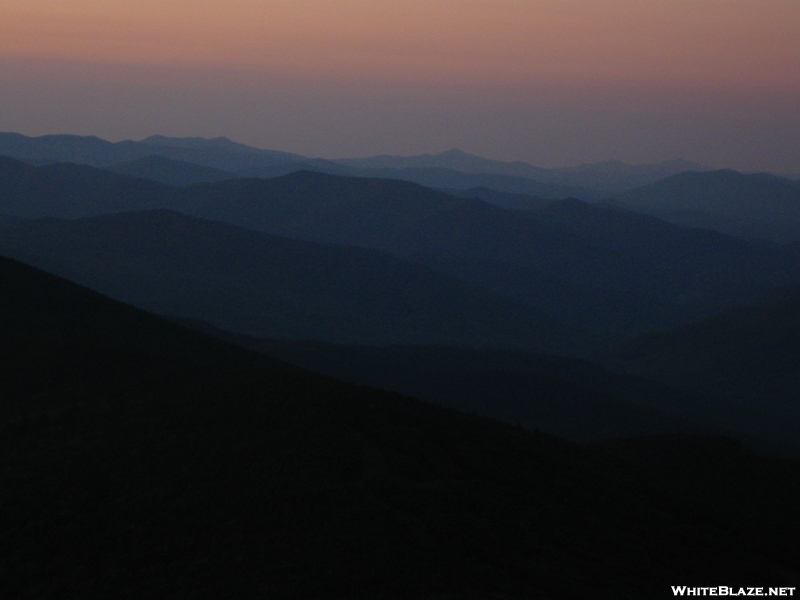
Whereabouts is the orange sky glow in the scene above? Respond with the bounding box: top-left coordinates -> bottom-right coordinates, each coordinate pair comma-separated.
1,0 -> 799,170
3,0 -> 799,89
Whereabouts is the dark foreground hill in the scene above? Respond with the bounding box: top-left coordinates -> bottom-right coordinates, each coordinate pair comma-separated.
603,293 -> 800,449
2,255 -> 800,598
177,320 -> 727,446
0,209 -> 591,355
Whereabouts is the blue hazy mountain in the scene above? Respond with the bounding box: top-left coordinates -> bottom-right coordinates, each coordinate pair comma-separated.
0,131 -> 328,172
323,165 -> 606,200
3,157 -> 800,344
545,158 -> 711,192
2,132 -> 730,204
608,169 -> 800,243
5,132 -> 717,200
0,132 -> 604,198
335,147 -> 554,178
0,209 -> 592,354
335,149 -> 710,193
106,155 -> 238,185
445,186 -> 555,211
166,171 -> 800,340
0,154 -> 172,218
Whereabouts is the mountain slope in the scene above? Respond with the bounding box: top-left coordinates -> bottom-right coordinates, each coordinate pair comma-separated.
3,255 -> 800,597
446,186 -> 555,211
337,165 -> 605,200
3,159 -> 800,343
0,209 -> 590,354
1,133 -> 599,199
603,294 -> 800,448
335,147 -> 554,179
546,158 -> 711,192
0,131 -> 335,172
609,169 -> 800,243
173,171 -> 800,339
179,322 -> 733,445
106,155 -> 238,185
0,155 -> 174,218
335,149 -> 710,193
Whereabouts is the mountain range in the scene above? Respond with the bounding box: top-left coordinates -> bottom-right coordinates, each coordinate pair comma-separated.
0,209 -> 589,355
162,170 -> 800,340
0,131 -> 710,198
4,204 -> 798,449
337,149 -> 710,193
106,154 -> 238,186
608,169 -> 800,243
3,129 -> 800,596
2,155 -> 799,347
3,254 -> 800,598
6,132 -> 800,245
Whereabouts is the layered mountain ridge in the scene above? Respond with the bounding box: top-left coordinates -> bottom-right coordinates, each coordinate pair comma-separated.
2,254 -> 800,598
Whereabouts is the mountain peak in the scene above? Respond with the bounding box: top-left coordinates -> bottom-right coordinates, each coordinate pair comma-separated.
141,134 -> 260,151
437,148 -> 474,158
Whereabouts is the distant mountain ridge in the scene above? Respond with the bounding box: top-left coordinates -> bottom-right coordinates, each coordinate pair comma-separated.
335,149 -> 711,193
1,132 -> 715,198
2,157 -> 799,344
326,165 -> 604,200
106,155 -> 238,186
608,169 -> 800,243
0,155 -> 171,218
0,131 -> 320,173
0,209 -> 591,355
335,148 -> 553,180
161,170 -> 800,339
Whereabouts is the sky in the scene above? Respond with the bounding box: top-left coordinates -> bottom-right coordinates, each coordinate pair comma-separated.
1,0 -> 799,172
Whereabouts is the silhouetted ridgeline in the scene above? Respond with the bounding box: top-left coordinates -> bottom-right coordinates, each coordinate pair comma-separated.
0,209 -> 592,355
603,293 -> 800,450
608,169 -> 800,243
168,170 -> 800,339
106,154 -> 238,186
2,155 -> 800,345
335,149 -> 710,192
2,254 -> 800,598
174,320 -> 734,446
1,132 -> 717,198
4,132 -> 800,596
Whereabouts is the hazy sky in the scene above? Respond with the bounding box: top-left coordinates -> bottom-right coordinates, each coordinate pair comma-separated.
1,0 -> 799,171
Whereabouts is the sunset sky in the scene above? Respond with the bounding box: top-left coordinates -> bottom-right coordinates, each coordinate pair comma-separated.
1,0 -> 799,172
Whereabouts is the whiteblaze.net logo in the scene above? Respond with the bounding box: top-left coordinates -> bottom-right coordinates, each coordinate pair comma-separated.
672,587 -> 796,597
